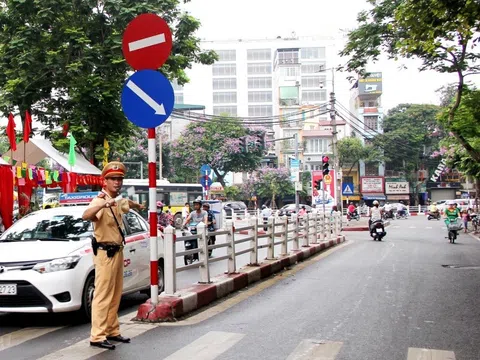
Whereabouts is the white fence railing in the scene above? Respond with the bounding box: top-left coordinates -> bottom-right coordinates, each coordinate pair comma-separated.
163,212 -> 343,295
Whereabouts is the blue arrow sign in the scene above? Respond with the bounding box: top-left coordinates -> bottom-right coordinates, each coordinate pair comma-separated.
200,164 -> 212,175
342,183 -> 354,195
200,176 -> 213,188
121,70 -> 175,128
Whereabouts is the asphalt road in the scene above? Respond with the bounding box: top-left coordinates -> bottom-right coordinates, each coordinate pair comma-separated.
1,216 -> 480,359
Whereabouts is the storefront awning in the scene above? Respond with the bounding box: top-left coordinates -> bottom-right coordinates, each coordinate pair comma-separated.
363,193 -> 386,200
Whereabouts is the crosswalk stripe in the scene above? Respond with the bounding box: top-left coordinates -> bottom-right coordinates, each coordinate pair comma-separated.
163,331 -> 244,360
407,347 -> 456,360
286,340 -> 343,360
36,322 -> 156,360
0,327 -> 63,352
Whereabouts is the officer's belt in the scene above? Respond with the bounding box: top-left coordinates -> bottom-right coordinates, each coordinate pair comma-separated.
97,243 -> 123,250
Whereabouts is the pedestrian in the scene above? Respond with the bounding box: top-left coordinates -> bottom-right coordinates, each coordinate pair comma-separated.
298,206 -> 307,216
461,210 -> 469,233
82,161 -> 145,350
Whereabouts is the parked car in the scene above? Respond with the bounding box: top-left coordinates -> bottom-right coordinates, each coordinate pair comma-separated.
0,205 -> 164,319
223,201 -> 247,218
278,204 -> 313,217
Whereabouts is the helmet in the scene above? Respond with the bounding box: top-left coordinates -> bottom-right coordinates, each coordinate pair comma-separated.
433,202 -> 437,205
373,200 -> 379,206
192,197 -> 202,206
202,202 -> 210,209
156,201 -> 164,208
262,205 -> 267,209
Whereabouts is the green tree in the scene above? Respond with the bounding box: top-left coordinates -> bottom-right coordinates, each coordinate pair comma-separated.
244,167 -> 294,209
341,0 -> 480,162
170,117 -> 266,187
224,185 -> 242,201
337,136 -> 382,176
0,0 -> 216,166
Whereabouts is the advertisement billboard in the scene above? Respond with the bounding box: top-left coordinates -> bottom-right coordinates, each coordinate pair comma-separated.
385,181 -> 410,194
360,176 -> 384,193
312,170 -> 336,207
358,72 -> 382,95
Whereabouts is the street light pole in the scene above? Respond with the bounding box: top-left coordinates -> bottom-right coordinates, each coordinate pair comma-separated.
294,133 -> 299,214
330,90 -> 342,214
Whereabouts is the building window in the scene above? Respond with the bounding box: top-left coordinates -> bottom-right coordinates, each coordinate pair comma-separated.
213,106 -> 237,116
213,64 -> 236,76
306,138 -> 330,154
277,49 -> 299,64
247,63 -> 272,75
300,47 -> 326,59
248,105 -> 273,117
174,93 -> 184,104
248,77 -> 272,89
213,92 -> 237,104
171,79 -> 184,91
247,49 -> 271,61
302,90 -> 327,103
364,116 -> 378,131
280,66 -> 300,77
301,76 -> 326,88
213,78 -> 237,90
283,129 -> 297,149
248,91 -> 272,103
301,62 -> 326,74
368,101 -> 377,107
280,86 -> 299,106
216,50 -> 236,62
365,163 -> 379,176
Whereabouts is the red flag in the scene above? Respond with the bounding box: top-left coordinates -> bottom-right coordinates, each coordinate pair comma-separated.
62,121 -> 69,137
6,113 -> 17,151
24,110 -> 32,143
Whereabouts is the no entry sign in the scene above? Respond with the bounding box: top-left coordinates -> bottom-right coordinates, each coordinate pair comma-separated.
122,13 -> 173,70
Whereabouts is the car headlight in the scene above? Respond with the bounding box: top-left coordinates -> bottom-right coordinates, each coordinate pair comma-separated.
33,256 -> 81,274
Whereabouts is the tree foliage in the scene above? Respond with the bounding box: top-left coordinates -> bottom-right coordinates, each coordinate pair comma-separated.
337,136 -> 383,175
0,0 -> 217,166
341,0 -> 480,161
169,117 -> 266,186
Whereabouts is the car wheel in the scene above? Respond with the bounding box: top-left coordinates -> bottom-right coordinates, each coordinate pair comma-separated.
79,273 -> 95,321
142,260 -> 165,296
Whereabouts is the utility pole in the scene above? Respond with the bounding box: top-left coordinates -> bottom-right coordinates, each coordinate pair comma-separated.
158,126 -> 163,181
294,133 -> 299,214
330,80 -> 342,214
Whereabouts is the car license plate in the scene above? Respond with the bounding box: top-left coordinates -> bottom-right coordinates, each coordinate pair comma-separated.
0,284 -> 17,295
376,228 -> 382,233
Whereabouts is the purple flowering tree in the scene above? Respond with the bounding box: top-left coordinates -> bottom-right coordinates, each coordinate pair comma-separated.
242,167 -> 294,209
169,117 -> 267,186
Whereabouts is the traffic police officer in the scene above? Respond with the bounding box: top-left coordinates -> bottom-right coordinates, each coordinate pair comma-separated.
82,161 -> 144,350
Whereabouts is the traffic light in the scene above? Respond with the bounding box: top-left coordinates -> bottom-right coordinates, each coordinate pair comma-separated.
322,155 -> 330,176
314,179 -> 322,190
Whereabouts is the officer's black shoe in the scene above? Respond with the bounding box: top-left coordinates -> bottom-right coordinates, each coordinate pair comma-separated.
107,335 -> 131,343
90,340 -> 116,350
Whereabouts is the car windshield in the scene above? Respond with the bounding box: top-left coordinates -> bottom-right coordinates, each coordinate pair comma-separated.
0,212 -> 93,242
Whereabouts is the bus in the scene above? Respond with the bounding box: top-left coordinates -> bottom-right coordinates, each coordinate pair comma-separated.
121,179 -> 203,227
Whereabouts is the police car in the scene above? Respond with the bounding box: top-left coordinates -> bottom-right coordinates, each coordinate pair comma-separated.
0,192 -> 164,319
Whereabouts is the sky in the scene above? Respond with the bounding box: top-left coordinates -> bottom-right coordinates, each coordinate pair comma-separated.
182,0 -> 478,112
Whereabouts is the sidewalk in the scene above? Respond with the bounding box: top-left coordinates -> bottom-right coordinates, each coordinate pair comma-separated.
342,217 -> 370,231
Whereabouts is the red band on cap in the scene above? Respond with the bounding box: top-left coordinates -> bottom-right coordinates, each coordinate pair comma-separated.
103,169 -> 125,177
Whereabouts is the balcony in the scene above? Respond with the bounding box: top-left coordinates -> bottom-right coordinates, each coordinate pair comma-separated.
279,98 -> 300,106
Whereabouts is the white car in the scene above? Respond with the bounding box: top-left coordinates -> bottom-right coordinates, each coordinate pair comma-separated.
0,206 -> 164,319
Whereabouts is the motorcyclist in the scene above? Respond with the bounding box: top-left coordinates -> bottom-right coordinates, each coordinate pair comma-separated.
261,205 -> 272,231
183,198 -> 208,228
347,202 -> 358,219
369,200 -> 384,236
397,201 -> 407,217
429,202 -> 438,214
444,201 -> 461,221
156,201 -> 172,230
202,202 -> 216,256
384,202 -> 394,219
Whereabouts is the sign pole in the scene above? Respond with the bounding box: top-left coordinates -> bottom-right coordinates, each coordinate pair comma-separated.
148,128 -> 159,304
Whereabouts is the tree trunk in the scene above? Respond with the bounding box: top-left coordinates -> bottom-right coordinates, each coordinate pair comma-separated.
213,168 -> 226,188
271,192 -> 276,210
475,177 -> 480,213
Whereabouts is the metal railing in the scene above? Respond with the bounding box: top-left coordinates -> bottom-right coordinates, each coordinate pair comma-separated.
163,211 -> 342,295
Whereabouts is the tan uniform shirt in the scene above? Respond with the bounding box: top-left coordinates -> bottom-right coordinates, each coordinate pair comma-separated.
88,193 -> 130,245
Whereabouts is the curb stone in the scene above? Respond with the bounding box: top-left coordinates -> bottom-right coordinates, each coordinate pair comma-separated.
134,235 -> 346,322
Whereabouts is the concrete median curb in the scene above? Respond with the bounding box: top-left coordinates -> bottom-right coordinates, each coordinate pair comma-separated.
134,235 -> 346,322
342,220 -> 391,232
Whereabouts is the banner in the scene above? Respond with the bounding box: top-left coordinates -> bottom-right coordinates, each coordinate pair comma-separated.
385,181 -> 410,194
311,170 -> 336,207
360,176 -> 384,193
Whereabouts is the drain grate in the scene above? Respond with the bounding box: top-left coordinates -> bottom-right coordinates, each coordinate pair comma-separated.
442,265 -> 480,270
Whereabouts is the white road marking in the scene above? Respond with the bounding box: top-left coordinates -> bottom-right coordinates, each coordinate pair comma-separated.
407,347 -> 455,360
286,340 -> 343,360
0,327 -> 63,352
409,226 -> 417,229
426,227 -> 433,229
163,331 -> 244,360
128,33 -> 166,52
36,323 -> 156,360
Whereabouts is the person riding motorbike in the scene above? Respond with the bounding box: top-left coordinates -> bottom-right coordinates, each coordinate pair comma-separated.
183,198 -> 208,228
444,201 -> 461,221
397,201 -> 407,217
156,201 -> 172,231
261,205 -> 272,231
429,202 -> 439,214
347,202 -> 358,220
202,202 -> 217,256
383,202 -> 394,219
369,200 -> 385,236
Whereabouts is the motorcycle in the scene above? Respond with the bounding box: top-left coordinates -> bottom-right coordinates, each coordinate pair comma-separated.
347,211 -> 360,221
427,211 -> 441,221
182,222 -> 199,265
396,210 -> 409,219
370,219 -> 386,241
382,209 -> 395,220
445,218 -> 462,244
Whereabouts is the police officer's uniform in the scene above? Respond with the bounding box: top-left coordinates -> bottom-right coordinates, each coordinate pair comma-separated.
88,162 -> 130,349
